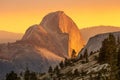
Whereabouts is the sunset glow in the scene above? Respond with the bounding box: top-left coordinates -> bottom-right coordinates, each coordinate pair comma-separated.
0,0 -> 120,33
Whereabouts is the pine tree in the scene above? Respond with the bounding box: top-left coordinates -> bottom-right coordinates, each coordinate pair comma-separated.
54,65 -> 59,73
89,74 -> 93,80
24,67 -> 38,80
79,54 -> 83,60
24,67 -> 30,80
54,65 -> 60,76
98,33 -> 118,80
84,49 -> 89,63
117,36 -> 120,44
20,72 -> 23,77
98,34 -> 116,64
117,47 -> 120,80
59,61 -> 64,69
98,38 -> 108,64
29,72 -> 37,80
96,72 -> 102,80
81,69 -> 85,80
6,71 -> 19,80
64,58 -> 70,66
48,66 -> 53,73
74,69 -> 79,76
90,51 -> 94,56
71,49 -> 77,58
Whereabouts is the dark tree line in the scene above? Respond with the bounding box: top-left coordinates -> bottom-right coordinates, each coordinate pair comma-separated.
6,71 -> 20,80
6,68 -> 38,80
98,34 -> 120,80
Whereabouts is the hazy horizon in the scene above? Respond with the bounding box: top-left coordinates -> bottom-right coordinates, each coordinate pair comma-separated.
0,0 -> 120,33
0,25 -> 120,34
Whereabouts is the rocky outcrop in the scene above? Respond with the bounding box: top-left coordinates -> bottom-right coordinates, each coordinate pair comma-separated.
0,11 -> 84,78
79,31 -> 120,57
22,11 -> 84,57
40,11 -> 84,57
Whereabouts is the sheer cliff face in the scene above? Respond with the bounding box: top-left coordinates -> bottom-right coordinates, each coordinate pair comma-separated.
40,11 -> 84,57
0,11 -> 84,78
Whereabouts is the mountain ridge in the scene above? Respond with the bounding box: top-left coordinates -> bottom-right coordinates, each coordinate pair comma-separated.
0,30 -> 23,43
80,26 -> 120,43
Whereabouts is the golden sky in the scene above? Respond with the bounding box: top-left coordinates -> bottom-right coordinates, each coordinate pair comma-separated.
0,0 -> 120,33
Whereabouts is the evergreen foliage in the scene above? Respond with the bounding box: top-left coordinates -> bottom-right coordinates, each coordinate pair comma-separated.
24,68 -> 30,80
24,68 -> 37,80
71,49 -> 77,58
74,69 -> 79,76
99,33 -> 116,64
117,47 -> 120,80
54,65 -> 60,77
48,66 -> 53,73
84,49 -> 89,63
6,71 -> 19,80
90,51 -> 94,56
79,54 -> 83,60
98,33 -> 119,80
117,36 -> 120,44
64,58 -> 71,66
59,61 -> 64,69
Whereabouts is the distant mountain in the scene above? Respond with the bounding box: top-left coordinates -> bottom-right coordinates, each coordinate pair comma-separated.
0,11 -> 84,78
0,30 -> 23,43
80,26 -> 120,42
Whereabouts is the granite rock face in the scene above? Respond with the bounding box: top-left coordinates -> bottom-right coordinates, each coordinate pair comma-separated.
40,11 -> 84,57
23,11 -> 84,57
79,31 -> 120,57
0,11 -> 84,78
